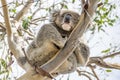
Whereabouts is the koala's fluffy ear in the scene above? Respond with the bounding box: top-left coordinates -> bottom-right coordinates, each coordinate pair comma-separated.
49,10 -> 60,22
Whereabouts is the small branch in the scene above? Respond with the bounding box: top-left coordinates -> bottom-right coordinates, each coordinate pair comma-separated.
80,73 -> 92,80
98,3 -> 103,7
89,65 -> 99,80
77,69 -> 95,77
31,16 -> 48,23
31,8 -> 41,19
14,0 -> 33,21
77,69 -> 94,79
0,22 -> 6,32
22,28 -> 34,37
88,56 -> 120,70
0,11 -> 4,17
77,71 -> 92,80
102,52 -> 120,59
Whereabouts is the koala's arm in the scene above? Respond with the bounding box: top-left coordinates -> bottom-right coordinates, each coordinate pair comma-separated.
74,42 -> 90,66
36,24 -> 65,48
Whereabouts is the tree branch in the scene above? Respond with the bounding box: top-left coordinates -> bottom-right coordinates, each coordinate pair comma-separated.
0,22 -> 6,33
40,0 -> 99,73
1,0 -> 32,71
1,0 -> 51,80
17,70 -> 49,80
88,55 -> 120,70
77,69 -> 93,80
89,65 -> 99,80
1,0 -> 12,37
102,52 -> 120,59
0,22 -> 6,31
14,0 -> 33,21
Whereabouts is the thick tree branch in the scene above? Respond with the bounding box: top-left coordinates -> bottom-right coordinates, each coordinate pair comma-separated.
1,0 -> 12,37
17,70 -> 49,80
41,0 -> 99,73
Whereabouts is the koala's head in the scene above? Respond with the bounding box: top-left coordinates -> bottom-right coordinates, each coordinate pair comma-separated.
50,10 -> 80,32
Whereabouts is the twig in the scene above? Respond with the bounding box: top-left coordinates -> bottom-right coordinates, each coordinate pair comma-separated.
77,69 -> 92,80
89,65 -> 99,80
22,28 -> 34,37
31,16 -> 48,23
14,0 -> 33,21
102,52 -> 120,59
81,73 -> 92,80
77,69 -> 95,77
1,0 -> 12,37
88,56 -> 120,70
0,22 -> 6,32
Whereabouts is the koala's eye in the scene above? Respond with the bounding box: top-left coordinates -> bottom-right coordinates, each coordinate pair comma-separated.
67,14 -> 72,17
61,13 -> 72,18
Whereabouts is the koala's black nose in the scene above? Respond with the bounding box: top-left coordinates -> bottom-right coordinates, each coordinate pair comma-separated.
64,14 -> 71,23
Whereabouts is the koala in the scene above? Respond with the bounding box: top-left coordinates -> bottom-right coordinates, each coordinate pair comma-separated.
25,10 -> 90,75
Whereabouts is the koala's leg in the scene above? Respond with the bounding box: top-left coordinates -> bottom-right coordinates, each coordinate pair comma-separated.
74,42 -> 90,66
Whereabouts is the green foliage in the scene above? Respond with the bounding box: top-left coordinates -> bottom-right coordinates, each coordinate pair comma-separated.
101,48 -> 110,53
9,8 -> 16,14
22,19 -> 29,30
72,0 -> 75,3
92,0 -> 118,32
22,16 -> 32,30
106,69 -> 112,72
63,4 -> 68,9
0,58 -> 9,80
